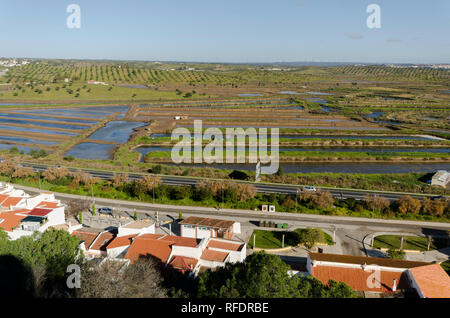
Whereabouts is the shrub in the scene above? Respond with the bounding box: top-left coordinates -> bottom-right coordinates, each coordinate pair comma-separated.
295,228 -> 324,249
396,195 -> 421,214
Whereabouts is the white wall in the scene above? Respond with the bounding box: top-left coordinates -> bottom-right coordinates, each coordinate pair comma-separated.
181,225 -> 196,238
107,245 -> 131,258
233,222 -> 241,234
197,227 -> 211,239
118,223 -> 155,237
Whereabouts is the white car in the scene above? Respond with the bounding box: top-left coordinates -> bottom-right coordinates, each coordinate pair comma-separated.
303,186 -> 317,192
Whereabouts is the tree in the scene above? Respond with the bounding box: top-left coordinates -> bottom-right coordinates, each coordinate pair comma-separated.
300,190 -> 334,210
396,196 -> 421,215
281,196 -> 296,209
111,173 -> 129,188
234,183 -> 257,201
422,198 -> 446,216
195,252 -> 356,298
193,181 -> 213,201
0,229 -> 82,297
66,199 -> 90,219
364,194 -> 390,213
11,167 -> 35,179
76,257 -> 167,298
296,228 -> 324,249
134,175 -> 161,195
42,166 -> 71,182
0,160 -> 18,176
71,171 -> 98,187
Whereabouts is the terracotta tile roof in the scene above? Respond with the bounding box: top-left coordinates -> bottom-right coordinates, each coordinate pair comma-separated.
0,194 -> 9,204
159,235 -> 200,248
200,248 -> 229,262
125,236 -> 171,264
1,197 -> 22,208
28,208 -> 53,217
89,231 -> 115,251
0,212 -> 27,231
312,265 -> 409,293
124,234 -> 200,264
107,234 -> 137,249
310,252 -> 430,269
168,255 -> 198,272
137,233 -> 164,240
207,239 -> 243,251
72,230 -> 99,249
408,264 -> 450,298
37,201 -> 60,209
180,216 -> 235,229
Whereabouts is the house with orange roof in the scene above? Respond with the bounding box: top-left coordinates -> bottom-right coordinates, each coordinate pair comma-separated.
123,233 -> 246,276
106,234 -> 137,258
0,185 -> 66,239
306,252 -> 432,295
407,263 -> 450,298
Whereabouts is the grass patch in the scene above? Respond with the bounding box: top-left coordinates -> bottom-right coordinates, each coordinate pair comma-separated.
248,228 -> 333,249
373,235 -> 450,251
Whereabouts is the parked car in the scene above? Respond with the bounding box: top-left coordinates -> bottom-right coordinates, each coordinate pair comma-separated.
98,207 -> 113,215
303,186 -> 317,192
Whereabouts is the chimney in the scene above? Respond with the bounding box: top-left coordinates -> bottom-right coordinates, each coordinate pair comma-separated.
392,278 -> 397,292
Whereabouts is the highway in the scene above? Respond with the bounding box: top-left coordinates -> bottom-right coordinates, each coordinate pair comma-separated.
22,162 -> 448,202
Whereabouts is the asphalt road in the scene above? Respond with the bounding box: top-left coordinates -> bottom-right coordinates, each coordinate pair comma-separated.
22,162 -> 448,202
14,183 -> 450,258
14,183 -> 450,233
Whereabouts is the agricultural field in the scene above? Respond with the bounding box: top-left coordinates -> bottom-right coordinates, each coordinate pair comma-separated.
0,60 -> 448,195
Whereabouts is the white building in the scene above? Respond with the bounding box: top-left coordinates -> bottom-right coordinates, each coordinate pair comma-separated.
430,170 -> 450,187
179,216 -> 241,240
0,184 -> 66,240
124,233 -> 246,275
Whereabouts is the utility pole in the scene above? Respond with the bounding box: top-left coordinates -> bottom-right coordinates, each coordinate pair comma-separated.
221,185 -> 224,210
38,170 -> 41,190
253,234 -> 256,249
90,177 -> 94,201
400,236 -> 404,250
427,235 -> 432,251
152,181 -> 155,204
282,234 -> 285,248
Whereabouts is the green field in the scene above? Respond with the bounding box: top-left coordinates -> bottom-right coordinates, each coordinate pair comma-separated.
373,235 -> 450,251
248,228 -> 333,249
0,82 -> 213,101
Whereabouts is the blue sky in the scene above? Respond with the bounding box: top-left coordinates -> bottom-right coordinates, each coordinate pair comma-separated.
0,0 -> 449,63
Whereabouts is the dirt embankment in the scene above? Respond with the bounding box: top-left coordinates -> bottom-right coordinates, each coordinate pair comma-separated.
0,116 -> 92,127
0,129 -> 69,142
4,111 -> 98,122
143,156 -> 450,164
